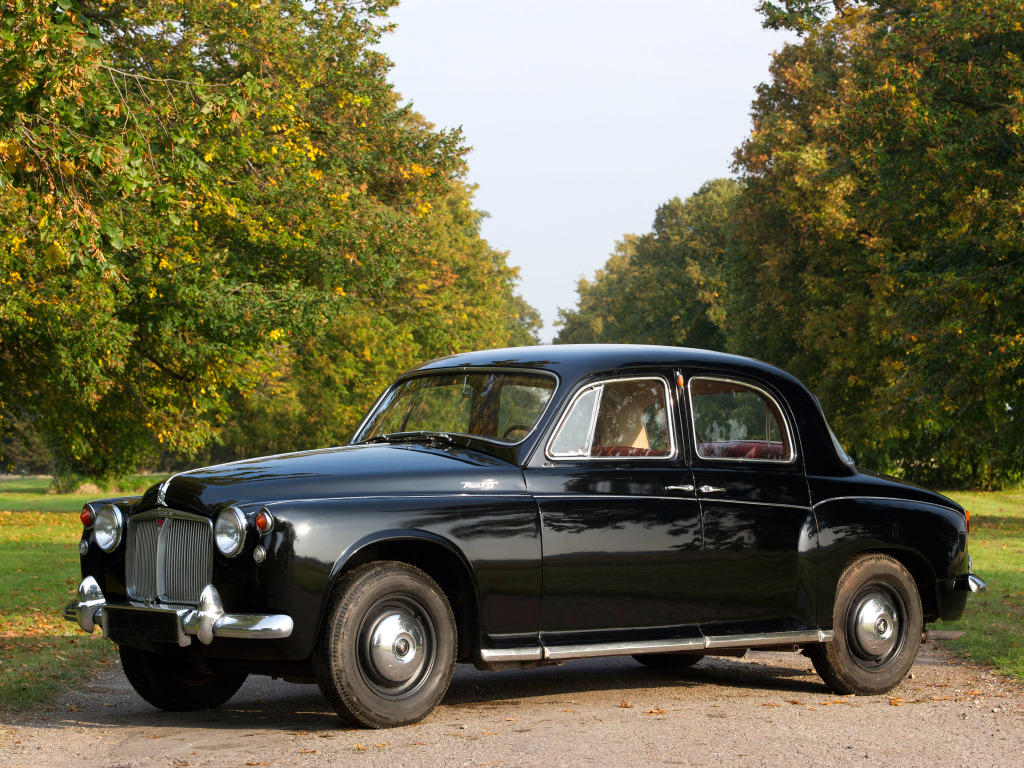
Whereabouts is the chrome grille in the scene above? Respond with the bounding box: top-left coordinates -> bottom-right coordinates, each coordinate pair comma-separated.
126,512 -> 213,605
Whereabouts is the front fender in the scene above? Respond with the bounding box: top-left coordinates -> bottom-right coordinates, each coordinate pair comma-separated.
256,494 -> 541,660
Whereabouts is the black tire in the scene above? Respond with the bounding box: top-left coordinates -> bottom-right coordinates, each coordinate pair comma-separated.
808,553 -> 923,695
314,561 -> 457,728
119,645 -> 247,711
632,653 -> 704,670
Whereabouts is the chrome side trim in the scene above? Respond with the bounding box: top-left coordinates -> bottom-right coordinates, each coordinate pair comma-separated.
478,629 -> 835,664
812,495 -> 964,514
478,647 -> 545,663
703,629 -> 833,649
544,636 -> 706,661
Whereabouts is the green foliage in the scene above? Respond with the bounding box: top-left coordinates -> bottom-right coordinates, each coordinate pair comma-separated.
1,1 -> 537,481
555,179 -> 738,350
558,1 -> 1022,489
732,0 -> 1024,487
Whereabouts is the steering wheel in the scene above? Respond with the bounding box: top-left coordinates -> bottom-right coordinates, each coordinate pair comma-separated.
501,424 -> 530,440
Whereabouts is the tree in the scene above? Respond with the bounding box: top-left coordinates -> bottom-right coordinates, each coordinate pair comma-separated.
731,0 -> 1024,486
1,1 -> 536,483
555,179 -> 738,349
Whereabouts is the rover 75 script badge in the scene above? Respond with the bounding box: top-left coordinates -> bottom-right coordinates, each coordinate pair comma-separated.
462,480 -> 499,490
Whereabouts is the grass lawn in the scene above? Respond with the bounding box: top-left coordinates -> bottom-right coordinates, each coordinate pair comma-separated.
941,490 -> 1024,680
0,476 -> 161,712
1,477 -> 1020,712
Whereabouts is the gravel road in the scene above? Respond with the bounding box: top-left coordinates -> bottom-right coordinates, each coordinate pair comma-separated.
2,642 -> 1021,768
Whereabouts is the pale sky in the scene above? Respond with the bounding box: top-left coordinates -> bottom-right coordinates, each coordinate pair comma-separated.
378,1 -> 796,342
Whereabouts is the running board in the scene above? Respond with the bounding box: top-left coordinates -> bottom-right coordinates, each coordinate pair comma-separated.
479,629 -> 834,664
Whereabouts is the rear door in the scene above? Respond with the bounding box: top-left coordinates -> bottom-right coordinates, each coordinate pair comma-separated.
683,375 -> 818,635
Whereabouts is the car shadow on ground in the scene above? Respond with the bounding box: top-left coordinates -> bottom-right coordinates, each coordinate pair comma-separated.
37,651 -> 829,733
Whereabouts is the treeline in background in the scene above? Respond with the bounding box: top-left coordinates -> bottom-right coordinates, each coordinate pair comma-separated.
557,1 -> 1023,489
2,1 -> 1021,491
1,0 -> 540,488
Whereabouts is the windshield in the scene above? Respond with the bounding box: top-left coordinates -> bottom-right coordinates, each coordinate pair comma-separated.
354,371 -> 557,446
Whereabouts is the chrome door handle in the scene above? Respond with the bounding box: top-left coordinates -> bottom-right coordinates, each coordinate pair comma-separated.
666,485 -> 695,493
699,485 -> 725,493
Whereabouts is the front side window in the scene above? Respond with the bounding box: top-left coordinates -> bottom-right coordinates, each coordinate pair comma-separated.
548,377 -> 674,459
355,371 -> 556,445
688,377 -> 794,462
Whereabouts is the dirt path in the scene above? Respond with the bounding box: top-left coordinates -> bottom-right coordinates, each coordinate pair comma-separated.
2,643 -> 1021,768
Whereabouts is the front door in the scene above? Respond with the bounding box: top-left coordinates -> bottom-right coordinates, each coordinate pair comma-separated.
524,374 -> 703,646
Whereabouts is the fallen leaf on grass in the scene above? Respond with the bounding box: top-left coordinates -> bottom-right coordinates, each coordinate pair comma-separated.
643,708 -> 668,716
619,700 -> 633,709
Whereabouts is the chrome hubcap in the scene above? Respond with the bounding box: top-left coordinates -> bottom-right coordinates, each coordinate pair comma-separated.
853,595 -> 899,659
366,611 -> 426,685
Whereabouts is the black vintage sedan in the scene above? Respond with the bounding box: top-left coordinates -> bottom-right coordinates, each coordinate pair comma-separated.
64,345 -> 985,728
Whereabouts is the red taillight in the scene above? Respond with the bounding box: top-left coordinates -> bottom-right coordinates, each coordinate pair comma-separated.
965,509 -> 971,534
80,505 -> 95,528
255,509 -> 274,534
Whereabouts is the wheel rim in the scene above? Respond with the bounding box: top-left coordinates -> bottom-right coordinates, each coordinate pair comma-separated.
357,597 -> 435,697
847,586 -> 905,668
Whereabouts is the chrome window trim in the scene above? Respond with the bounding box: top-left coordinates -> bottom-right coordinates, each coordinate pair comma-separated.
350,366 -> 561,447
687,376 -> 798,465
545,375 -> 678,462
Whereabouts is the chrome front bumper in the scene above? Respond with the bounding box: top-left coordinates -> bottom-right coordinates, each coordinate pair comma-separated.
63,576 -> 294,648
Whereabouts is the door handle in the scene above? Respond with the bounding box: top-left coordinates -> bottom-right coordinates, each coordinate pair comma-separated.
665,485 -> 695,493
699,485 -> 725,493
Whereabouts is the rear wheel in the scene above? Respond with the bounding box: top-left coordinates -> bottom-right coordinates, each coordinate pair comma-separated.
314,561 -> 456,728
808,553 -> 922,695
632,653 -> 704,670
119,645 -> 247,711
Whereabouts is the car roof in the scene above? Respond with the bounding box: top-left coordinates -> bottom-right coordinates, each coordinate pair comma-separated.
410,344 -> 798,386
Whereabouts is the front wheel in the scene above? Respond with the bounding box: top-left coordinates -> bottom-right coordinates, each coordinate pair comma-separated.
808,553 -> 923,695
119,645 -> 247,711
314,561 -> 456,728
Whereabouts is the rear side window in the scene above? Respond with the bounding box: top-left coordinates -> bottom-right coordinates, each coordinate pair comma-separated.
688,377 -> 794,462
548,377 -> 675,460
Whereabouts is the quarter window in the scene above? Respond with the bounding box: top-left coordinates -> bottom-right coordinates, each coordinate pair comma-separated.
549,378 -> 674,459
688,377 -> 794,462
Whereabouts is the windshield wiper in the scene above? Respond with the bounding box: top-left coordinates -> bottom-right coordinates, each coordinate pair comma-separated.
357,431 -> 457,446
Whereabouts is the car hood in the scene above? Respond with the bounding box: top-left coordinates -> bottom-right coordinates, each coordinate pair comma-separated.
137,443 -> 526,514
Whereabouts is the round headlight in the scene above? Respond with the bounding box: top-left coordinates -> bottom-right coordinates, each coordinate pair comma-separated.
94,504 -> 124,552
214,506 -> 247,557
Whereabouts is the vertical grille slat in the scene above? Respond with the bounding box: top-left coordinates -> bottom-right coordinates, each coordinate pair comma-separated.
126,511 -> 213,605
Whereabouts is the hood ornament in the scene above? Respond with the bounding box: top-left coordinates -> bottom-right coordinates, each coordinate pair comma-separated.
156,475 -> 176,507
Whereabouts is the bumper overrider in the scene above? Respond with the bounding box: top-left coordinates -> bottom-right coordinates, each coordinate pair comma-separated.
63,576 -> 294,648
